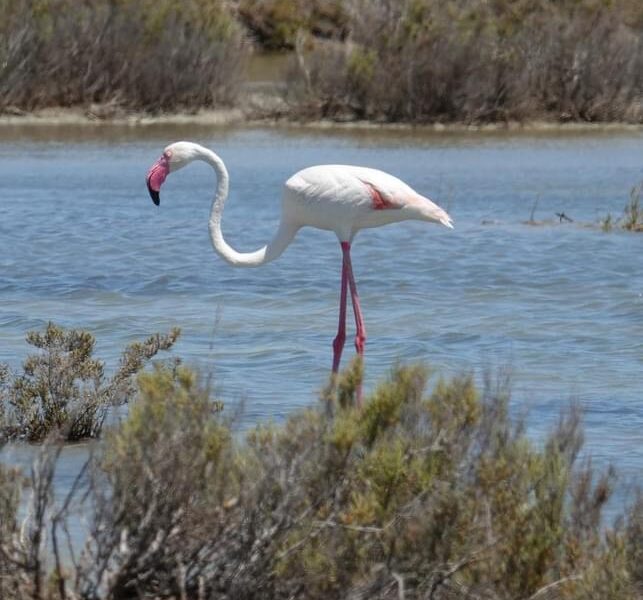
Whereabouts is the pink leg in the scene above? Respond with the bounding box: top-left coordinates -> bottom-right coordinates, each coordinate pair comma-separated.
341,242 -> 366,405
341,242 -> 366,358
332,248 -> 348,373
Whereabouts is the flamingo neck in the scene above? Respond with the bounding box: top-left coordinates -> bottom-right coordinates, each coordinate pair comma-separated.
201,147 -> 296,268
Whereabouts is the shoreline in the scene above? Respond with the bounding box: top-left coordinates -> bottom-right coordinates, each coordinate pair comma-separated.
1,106 -> 642,134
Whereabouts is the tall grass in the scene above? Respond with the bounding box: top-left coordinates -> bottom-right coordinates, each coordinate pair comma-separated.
599,182 -> 643,232
622,183 -> 642,231
0,360 -> 640,599
0,0 -> 249,112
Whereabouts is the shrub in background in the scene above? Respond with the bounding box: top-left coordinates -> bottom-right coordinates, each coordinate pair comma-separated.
287,0 -> 643,123
0,0 -> 248,112
237,0 -> 347,49
0,322 -> 180,441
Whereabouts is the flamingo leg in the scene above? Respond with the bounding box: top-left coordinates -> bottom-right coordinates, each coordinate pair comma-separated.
341,242 -> 366,359
332,245 -> 349,373
341,241 -> 366,406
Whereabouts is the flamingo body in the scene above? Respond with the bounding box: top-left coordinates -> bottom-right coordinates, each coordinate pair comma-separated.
283,165 -> 452,241
146,141 -> 453,404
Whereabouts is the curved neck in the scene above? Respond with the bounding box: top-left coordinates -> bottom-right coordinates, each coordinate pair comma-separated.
201,147 -> 296,268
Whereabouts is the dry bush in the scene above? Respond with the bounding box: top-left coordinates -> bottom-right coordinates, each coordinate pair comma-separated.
0,323 -> 180,441
0,460 -> 24,598
0,360 -> 640,599
75,365 -> 231,599
0,436 -> 66,600
236,0 -> 348,49
286,0 -> 643,123
0,0 -> 249,113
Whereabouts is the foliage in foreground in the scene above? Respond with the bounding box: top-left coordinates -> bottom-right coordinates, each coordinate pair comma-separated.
0,360 -> 641,599
0,323 -> 179,441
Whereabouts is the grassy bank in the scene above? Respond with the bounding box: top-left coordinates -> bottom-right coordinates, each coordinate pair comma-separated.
0,346 -> 641,598
0,0 -> 641,124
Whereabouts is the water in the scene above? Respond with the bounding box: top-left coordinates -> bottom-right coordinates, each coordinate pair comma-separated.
1,124 -> 641,514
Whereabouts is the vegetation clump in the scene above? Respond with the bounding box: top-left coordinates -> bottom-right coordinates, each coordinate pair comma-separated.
622,183 -> 643,231
287,0 -> 643,123
600,182 -> 643,232
0,322 -> 179,441
237,0 -> 348,50
0,0 -> 248,113
1,0 -> 641,122
0,359 -> 640,599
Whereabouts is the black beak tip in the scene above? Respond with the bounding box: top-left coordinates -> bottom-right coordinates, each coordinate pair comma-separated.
147,180 -> 160,206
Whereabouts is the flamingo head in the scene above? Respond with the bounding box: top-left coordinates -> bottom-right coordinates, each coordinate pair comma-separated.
146,141 -> 198,205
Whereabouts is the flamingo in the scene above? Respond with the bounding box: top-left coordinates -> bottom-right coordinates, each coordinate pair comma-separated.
146,141 -> 453,404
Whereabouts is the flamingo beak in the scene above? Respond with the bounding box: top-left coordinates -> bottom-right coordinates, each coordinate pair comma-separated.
147,177 -> 160,206
146,154 -> 170,206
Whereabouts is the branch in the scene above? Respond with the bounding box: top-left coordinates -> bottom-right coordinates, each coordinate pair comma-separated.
526,575 -> 584,600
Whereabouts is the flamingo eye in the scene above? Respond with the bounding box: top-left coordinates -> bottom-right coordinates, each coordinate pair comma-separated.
163,150 -> 172,159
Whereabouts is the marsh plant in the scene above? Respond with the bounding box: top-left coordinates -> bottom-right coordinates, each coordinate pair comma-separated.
0,360 -> 640,599
600,183 -> 643,233
622,183 -> 642,231
0,322 -> 179,441
600,212 -> 614,232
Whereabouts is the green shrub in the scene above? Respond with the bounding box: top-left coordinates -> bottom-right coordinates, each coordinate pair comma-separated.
0,360 -> 640,598
0,322 -> 179,441
80,364 -> 229,599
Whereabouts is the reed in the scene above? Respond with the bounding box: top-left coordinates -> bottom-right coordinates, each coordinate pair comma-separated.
622,184 -> 642,231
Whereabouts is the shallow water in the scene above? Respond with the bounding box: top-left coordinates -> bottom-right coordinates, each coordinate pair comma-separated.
1,124 -> 641,516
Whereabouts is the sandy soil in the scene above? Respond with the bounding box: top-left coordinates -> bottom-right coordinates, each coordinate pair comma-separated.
1,103 -> 642,133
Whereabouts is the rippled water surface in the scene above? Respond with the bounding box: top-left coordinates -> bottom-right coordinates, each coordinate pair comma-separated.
1,124 -> 641,504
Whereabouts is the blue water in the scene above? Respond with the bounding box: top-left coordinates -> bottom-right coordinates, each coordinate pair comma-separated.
1,125 -> 642,507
